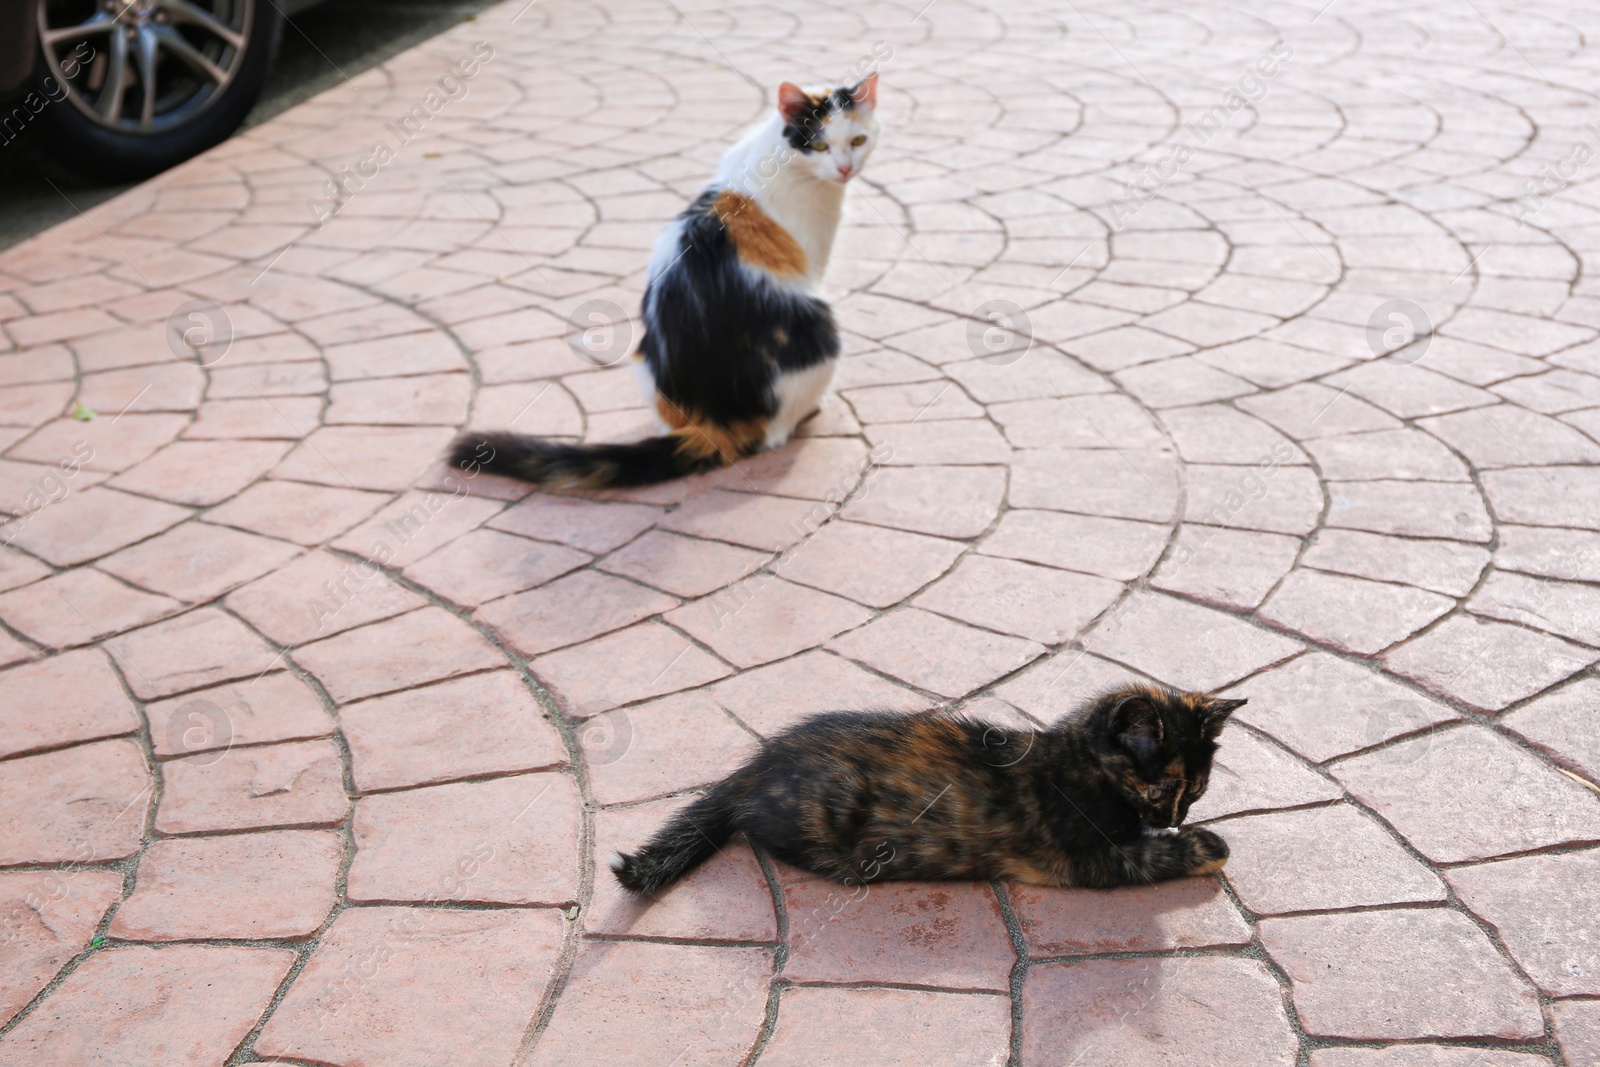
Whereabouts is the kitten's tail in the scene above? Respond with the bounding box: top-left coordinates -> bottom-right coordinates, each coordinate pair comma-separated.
448,429 -> 750,489
611,785 -> 739,895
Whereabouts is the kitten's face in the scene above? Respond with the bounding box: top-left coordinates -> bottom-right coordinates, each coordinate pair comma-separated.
777,74 -> 880,185
1095,685 -> 1246,828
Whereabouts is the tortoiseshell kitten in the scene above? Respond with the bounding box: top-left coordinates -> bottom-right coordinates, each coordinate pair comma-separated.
450,75 -> 880,488
613,684 -> 1245,894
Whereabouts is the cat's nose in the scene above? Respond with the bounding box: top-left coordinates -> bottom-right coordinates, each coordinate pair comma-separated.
837,162 -> 854,179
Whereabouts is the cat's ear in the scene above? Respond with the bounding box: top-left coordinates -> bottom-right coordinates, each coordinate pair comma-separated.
1113,696 -> 1161,762
1200,696 -> 1247,738
849,73 -> 879,109
778,82 -> 810,124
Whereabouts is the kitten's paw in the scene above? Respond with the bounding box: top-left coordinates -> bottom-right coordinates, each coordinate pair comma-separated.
1179,827 -> 1229,876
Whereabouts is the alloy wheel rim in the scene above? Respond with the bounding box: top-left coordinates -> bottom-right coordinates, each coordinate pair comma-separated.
37,0 -> 254,135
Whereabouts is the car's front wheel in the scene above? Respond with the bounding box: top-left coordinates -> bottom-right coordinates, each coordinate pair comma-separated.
32,0 -> 283,182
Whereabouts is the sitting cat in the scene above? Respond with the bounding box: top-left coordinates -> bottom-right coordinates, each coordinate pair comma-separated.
450,75 -> 880,487
613,683 -> 1244,894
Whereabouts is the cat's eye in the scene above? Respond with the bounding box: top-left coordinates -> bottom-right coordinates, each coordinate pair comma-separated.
810,140 -> 827,151
851,134 -> 867,146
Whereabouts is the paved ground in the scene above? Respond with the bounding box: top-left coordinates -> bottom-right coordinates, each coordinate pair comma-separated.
0,0 -> 502,252
1,0 -> 1599,1063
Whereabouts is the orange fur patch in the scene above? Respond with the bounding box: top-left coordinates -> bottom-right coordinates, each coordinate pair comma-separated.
712,191 -> 808,277
656,393 -> 767,464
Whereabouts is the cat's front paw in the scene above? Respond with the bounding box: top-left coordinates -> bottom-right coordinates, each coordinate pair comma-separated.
1178,827 -> 1229,876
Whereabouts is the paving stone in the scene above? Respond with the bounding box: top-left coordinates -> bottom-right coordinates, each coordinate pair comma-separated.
531,620 -> 732,715
479,569 -> 676,656
1446,849 -> 1600,996
587,797 -> 776,942
1012,877 -> 1252,956
1258,909 -> 1543,1040
1009,448 -> 1180,522
828,607 -> 1044,698
760,986 -> 1011,1067
1230,652 -> 1457,763
0,568 -> 181,649
0,546 -> 50,594
0,740 -> 150,865
155,738 -> 346,834
1501,677 -> 1600,784
1302,529 -> 1489,596
330,488 -> 507,568
782,880 -> 1015,990
1182,462 -> 1323,536
325,373 -> 471,425
255,907 -> 564,1067
184,396 -> 321,440
1158,404 -> 1306,465
488,492 -> 663,554
1187,726 -> 1344,822
841,464 -> 1008,539
1302,429 -> 1471,481
146,671 -> 332,759
1220,803 -> 1446,914
0,945 -> 294,1067
1259,569 -> 1455,655
1021,956 -> 1298,1066
1333,725 -> 1600,863
1494,524 -> 1600,583
989,394 -> 1167,450
108,830 -> 340,941
1553,1001 -> 1600,1067
670,577 -> 873,669
1327,480 -> 1493,542
201,480 -> 389,546
654,488 -> 828,552
913,553 -> 1122,644
106,607 -> 280,700
779,520 -> 966,608
294,606 -> 504,703
270,425 -> 456,491
596,529 -> 764,598
1383,615 -> 1598,712
1238,382 -> 1403,439
99,522 -> 301,603
1469,570 -> 1600,646
580,688 -> 756,802
107,440 -> 291,506
1308,1050 -> 1553,1067
1150,525 -> 1301,609
1481,466 -> 1600,531
980,509 -> 1169,580
341,671 -> 566,792
225,549 -> 428,646
865,416 -> 1015,466
0,648 -> 142,759
708,649 -> 930,735
347,772 -> 579,905
1422,404 -> 1600,467
524,941 -> 773,1067
0,870 -> 124,1026
4,487 -> 191,567
1082,590 -> 1302,692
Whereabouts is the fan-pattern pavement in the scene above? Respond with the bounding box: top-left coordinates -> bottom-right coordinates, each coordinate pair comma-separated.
3,0 -> 1600,1063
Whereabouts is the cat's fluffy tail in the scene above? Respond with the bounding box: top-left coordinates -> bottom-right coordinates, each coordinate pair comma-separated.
449,430 -> 737,489
611,787 -> 738,895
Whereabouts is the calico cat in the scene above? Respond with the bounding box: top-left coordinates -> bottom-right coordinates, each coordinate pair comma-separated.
449,75 -> 881,488
613,683 -> 1244,894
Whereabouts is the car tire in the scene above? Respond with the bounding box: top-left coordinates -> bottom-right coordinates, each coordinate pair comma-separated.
31,0 -> 284,183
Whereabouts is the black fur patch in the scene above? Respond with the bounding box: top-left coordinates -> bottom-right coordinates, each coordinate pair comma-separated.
782,86 -> 857,151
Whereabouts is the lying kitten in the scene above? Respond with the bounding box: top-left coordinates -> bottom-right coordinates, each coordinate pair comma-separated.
613,683 -> 1244,894
451,75 -> 880,488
